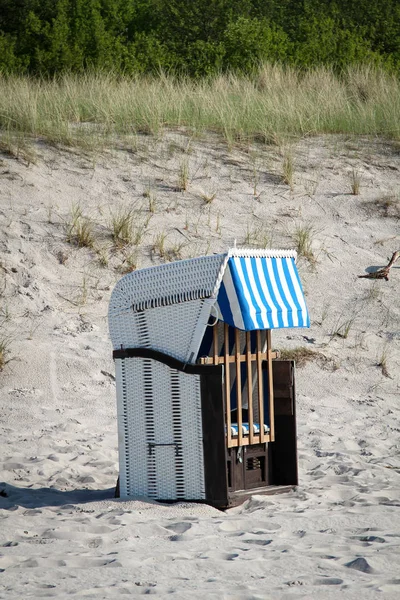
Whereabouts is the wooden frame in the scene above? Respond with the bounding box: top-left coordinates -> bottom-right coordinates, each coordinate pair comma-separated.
113,347 -> 298,509
199,322 -> 277,448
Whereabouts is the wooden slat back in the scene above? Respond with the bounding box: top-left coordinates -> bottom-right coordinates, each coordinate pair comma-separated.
245,331 -> 254,444
235,328 -> 243,446
213,324 -> 219,365
224,323 -> 232,447
204,323 -> 274,449
266,329 -> 275,442
256,330 -> 265,443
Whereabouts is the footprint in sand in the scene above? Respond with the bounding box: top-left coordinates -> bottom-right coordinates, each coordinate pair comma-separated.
351,535 -> 385,544
2,541 -> 18,547
200,552 -> 239,561
87,537 -> 103,548
345,557 -> 374,573
218,520 -> 243,532
164,522 -> 192,535
242,539 -> 272,546
314,577 -> 344,585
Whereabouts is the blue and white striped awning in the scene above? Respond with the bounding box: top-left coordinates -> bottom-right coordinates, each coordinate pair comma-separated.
215,251 -> 309,331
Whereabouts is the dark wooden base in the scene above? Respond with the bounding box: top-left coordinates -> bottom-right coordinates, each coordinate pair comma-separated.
227,444 -> 270,491
114,476 -> 294,510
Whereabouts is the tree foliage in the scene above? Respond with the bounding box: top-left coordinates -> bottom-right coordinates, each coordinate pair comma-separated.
0,0 -> 398,75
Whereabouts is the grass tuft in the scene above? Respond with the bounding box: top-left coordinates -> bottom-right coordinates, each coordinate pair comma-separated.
377,347 -> 390,378
292,224 -> 316,264
331,316 -> 356,339
367,192 -> 400,218
279,346 -> 337,370
349,168 -> 362,195
66,205 -> 95,248
281,148 -> 294,189
0,337 -> 12,371
1,65 -> 399,149
110,207 -> 135,246
176,159 -> 190,192
199,189 -> 217,204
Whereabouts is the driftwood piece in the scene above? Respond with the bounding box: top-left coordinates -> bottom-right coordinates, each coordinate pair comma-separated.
359,250 -> 400,281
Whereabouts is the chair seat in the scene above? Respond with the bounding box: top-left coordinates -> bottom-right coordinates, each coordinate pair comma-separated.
230,422 -> 270,436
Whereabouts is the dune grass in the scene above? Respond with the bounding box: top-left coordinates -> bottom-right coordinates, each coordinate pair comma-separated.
0,64 -> 399,148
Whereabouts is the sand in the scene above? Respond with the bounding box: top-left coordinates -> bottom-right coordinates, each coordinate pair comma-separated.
0,133 -> 399,598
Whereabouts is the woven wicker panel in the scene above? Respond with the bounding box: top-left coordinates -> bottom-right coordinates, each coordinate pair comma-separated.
115,358 -> 148,498
116,356 -> 205,500
110,298 -> 213,364
109,254 -> 225,316
177,368 -> 206,499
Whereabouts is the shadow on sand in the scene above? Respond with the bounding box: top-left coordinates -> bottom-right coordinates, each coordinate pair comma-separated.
0,481 -> 117,509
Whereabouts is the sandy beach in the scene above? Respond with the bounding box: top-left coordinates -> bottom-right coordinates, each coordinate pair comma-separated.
0,133 -> 399,598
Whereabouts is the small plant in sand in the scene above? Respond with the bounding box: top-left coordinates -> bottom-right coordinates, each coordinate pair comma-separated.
0,303 -> 11,323
56,249 -> 69,265
215,211 -> 221,235
66,203 -> 82,239
152,231 -> 167,258
377,346 -> 390,378
74,219 -> 95,248
370,192 -> 400,218
176,159 -> 190,192
132,218 -> 150,246
244,223 -> 273,248
303,176 -> 320,197
281,148 -> 294,189
0,337 -> 12,371
23,310 -> 40,340
166,241 -> 185,262
349,168 -> 362,195
143,182 -> 157,213
331,315 -> 356,339
249,154 -> 261,197
118,250 -> 138,274
77,275 -> 88,306
280,346 -> 338,370
66,205 -> 95,248
292,224 -> 316,264
317,301 -> 331,325
363,281 -> 382,302
199,189 -> 217,204
47,204 -> 55,224
110,207 -> 135,246
96,246 -> 109,268
0,132 -> 37,165
279,347 -> 320,367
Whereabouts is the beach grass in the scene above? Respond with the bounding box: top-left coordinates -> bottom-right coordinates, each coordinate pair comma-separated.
0,64 -> 399,148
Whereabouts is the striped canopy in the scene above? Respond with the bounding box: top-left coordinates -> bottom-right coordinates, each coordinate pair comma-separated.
215,253 -> 309,331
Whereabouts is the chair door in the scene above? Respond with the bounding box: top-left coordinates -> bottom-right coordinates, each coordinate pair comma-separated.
198,322 -> 279,448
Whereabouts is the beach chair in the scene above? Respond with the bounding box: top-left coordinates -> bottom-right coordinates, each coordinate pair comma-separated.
108,248 -> 310,508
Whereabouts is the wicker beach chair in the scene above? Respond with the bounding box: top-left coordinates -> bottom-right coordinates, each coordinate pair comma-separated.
108,248 -> 310,508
